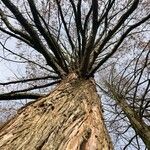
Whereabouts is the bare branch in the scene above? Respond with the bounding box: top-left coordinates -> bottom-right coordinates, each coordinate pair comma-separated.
0,93 -> 44,100
0,75 -> 60,86
1,0 -> 67,76
90,0 -> 140,69
89,14 -> 150,76
27,0 -> 69,73
2,80 -> 61,95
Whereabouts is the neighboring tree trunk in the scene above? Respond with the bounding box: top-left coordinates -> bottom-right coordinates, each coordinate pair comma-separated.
0,73 -> 113,150
106,82 -> 150,149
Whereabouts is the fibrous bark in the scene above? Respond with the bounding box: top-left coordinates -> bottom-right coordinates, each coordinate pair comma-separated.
0,73 -> 113,150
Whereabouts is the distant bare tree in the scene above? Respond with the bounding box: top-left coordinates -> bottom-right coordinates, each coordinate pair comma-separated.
99,41 -> 150,149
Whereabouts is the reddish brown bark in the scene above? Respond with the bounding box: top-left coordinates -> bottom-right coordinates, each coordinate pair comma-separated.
0,73 -> 113,150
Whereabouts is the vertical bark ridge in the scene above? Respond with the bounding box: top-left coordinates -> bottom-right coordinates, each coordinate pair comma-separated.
0,73 -> 113,150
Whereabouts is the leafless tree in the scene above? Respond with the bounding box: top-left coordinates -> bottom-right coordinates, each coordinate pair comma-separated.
0,0 -> 149,149
98,41 -> 150,149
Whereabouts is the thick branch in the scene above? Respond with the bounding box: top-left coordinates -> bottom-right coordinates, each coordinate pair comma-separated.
56,0 -> 75,51
1,0 -> 66,76
80,0 -> 99,76
0,42 -> 55,73
91,0 -> 140,66
0,9 -> 32,42
0,27 -> 33,47
69,0 -> 82,61
89,13 -> 150,76
0,93 -> 44,100
27,0 -> 68,73
3,80 -> 61,94
0,75 -> 60,86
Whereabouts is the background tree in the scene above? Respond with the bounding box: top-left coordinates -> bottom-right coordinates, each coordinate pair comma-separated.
97,41 -> 150,149
0,0 -> 149,149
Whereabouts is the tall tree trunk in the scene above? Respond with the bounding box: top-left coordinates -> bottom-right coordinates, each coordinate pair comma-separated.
0,73 -> 113,150
106,82 -> 150,149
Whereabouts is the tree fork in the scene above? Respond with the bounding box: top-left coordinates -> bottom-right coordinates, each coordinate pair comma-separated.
0,73 -> 113,150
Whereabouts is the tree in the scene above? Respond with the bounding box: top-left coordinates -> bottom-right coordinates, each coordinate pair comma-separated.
0,0 -> 149,149
98,41 -> 150,149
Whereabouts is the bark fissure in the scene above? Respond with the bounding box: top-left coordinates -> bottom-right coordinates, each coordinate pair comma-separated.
0,73 -> 113,150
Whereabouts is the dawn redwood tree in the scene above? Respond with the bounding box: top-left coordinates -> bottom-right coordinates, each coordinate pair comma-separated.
0,0 -> 149,149
99,41 -> 150,149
